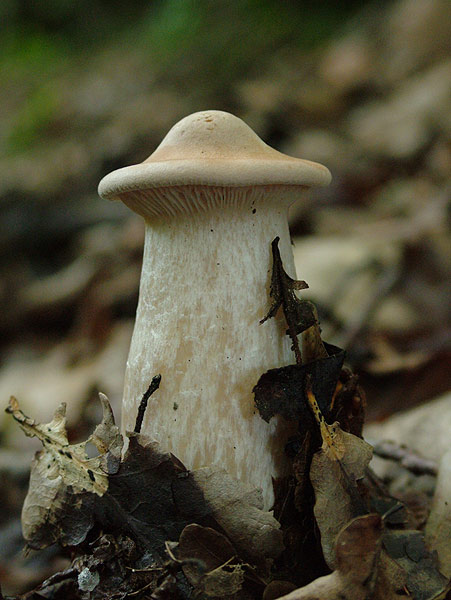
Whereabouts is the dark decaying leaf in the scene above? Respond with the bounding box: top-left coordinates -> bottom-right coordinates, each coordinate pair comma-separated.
177,525 -> 248,598
260,237 -> 316,363
177,524 -> 237,585
253,342 -> 345,424
382,530 -> 449,600
94,432 -> 194,555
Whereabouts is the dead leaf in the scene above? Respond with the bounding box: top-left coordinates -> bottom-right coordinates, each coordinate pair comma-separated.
6,394 -> 122,496
176,524 -> 265,599
253,343 -> 345,425
202,561 -> 245,598
6,394 -> 122,548
305,414 -> 448,600
21,463 -> 95,548
189,467 -> 284,565
276,514 -> 383,600
260,237 -> 316,363
309,422 -> 373,568
177,524 -> 237,585
271,514 -> 448,600
8,396 -> 283,570
382,529 -> 449,599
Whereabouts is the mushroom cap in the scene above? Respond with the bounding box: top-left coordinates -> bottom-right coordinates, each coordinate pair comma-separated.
98,111 -> 331,202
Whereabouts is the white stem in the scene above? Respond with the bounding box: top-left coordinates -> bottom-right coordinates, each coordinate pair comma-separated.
122,187 -> 300,508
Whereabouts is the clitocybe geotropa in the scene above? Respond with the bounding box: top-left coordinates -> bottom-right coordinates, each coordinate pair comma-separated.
98,110 -> 331,508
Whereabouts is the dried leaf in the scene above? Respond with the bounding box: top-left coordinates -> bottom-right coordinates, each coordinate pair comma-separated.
260,237 -> 316,363
99,432 -> 194,555
382,530 -> 449,599
276,514 -> 383,600
178,524 -> 237,585
189,467 -> 284,564
177,526 -> 246,599
106,437 -> 283,562
253,343 -> 345,424
7,395 -> 122,496
22,463 -> 94,548
310,423 -> 373,568
6,395 -> 122,548
202,561 -> 245,598
9,396 -> 283,569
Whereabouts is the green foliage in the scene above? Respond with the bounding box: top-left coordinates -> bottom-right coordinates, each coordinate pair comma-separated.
6,82 -> 62,153
134,0 -> 365,87
1,0 -> 368,154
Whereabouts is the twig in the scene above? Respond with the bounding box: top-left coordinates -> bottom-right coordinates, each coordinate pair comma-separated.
134,375 -> 162,433
371,440 -> 438,476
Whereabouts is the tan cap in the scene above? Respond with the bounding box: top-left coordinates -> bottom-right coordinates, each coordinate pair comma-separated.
98,110 -> 331,201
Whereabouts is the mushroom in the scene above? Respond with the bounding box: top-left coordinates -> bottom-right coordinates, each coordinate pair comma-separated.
98,110 -> 331,508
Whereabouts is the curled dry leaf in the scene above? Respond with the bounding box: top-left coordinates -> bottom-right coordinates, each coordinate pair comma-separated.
6,394 -> 122,547
6,394 -> 122,496
260,236 -> 316,363
177,524 -> 265,599
202,561 -> 245,598
309,421 -> 373,568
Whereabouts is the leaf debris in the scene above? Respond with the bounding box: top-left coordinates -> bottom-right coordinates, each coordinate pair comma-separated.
260,237 -> 317,363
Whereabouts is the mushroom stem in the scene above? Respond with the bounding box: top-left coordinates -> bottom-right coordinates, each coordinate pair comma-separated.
98,110 -> 331,508
123,195 -> 296,506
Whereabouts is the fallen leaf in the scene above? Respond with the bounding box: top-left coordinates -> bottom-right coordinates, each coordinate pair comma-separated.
188,467 -> 284,564
8,397 -> 283,570
21,465 -> 94,548
177,524 -> 237,585
260,237 -> 316,363
6,394 -> 122,548
276,514 -> 383,600
7,394 -> 122,496
253,343 -> 345,425
309,422 -> 373,568
383,529 -> 449,599
202,561 -> 245,598
106,436 -> 283,563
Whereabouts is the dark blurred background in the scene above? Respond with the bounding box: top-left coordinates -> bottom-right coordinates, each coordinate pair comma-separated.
0,0 -> 450,593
